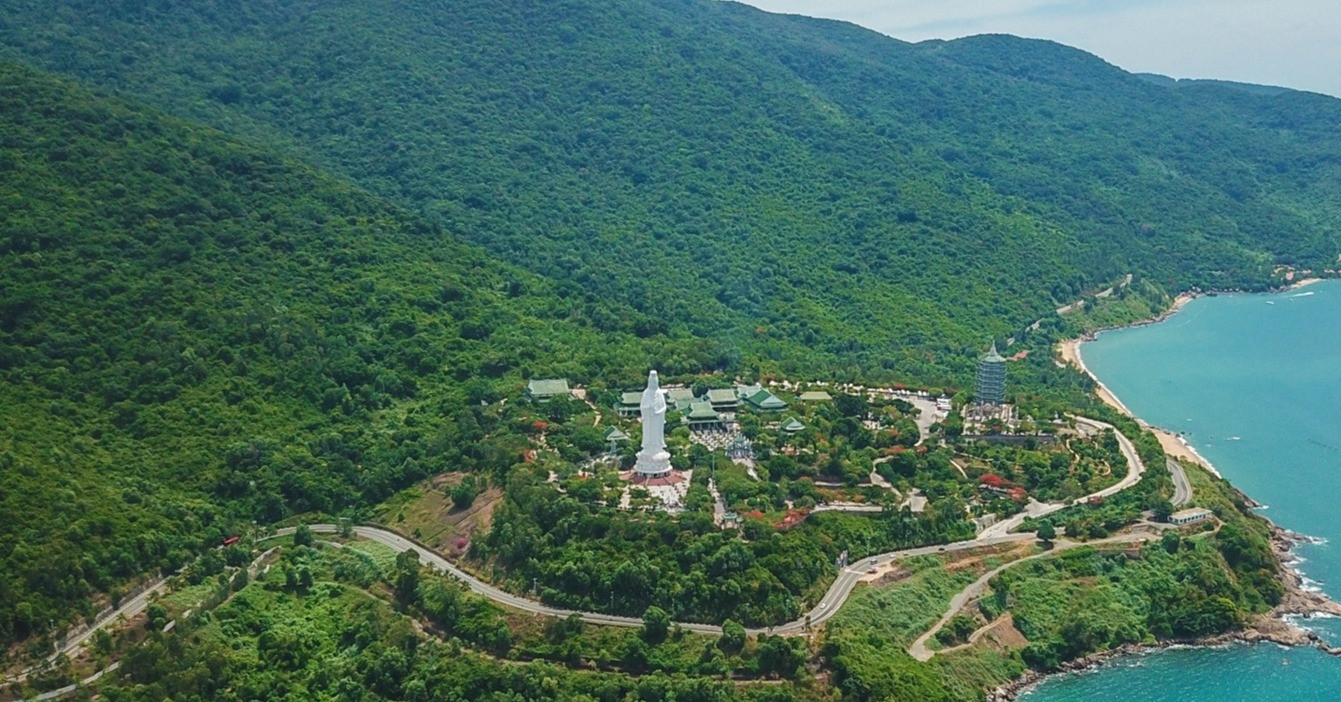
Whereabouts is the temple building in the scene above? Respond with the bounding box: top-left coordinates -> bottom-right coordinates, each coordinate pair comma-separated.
706,388 -> 740,411
634,370 -> 673,478
745,389 -> 787,412
684,401 -> 724,429
667,387 -> 696,407
617,391 -> 643,417
975,343 -> 1007,406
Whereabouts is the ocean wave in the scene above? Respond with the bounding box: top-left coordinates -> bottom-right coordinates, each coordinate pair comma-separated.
1289,533 -> 1328,546
1284,612 -> 1340,640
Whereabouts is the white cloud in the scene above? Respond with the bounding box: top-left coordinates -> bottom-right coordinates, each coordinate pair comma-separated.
737,0 -> 1341,97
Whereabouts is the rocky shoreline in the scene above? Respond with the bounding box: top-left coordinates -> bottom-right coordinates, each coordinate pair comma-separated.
987,522 -> 1341,701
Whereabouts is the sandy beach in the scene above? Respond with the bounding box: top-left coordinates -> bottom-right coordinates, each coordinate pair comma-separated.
1057,290 -> 1223,476
1060,277 -> 1326,478
1001,276 -> 1340,700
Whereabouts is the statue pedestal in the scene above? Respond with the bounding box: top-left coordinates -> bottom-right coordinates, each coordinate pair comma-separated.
634,449 -> 671,478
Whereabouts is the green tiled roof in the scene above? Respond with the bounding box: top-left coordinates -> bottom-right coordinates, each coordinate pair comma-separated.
798,391 -> 832,402
619,392 -> 642,406
605,426 -> 630,441
747,389 -> 787,410
735,383 -> 764,398
667,388 -> 696,403
706,388 -> 739,404
686,401 -> 721,421
527,378 -> 570,397
782,417 -> 806,432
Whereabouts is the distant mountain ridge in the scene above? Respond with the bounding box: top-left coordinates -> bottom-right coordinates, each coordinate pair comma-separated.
2,0 -> 1338,382
1134,73 -> 1295,96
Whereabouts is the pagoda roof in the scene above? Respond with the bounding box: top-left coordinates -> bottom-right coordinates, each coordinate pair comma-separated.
686,401 -> 722,420
706,388 -> 739,403
605,426 -> 630,442
781,417 -> 806,432
982,342 -> 1006,363
667,388 -> 696,403
735,383 -> 764,398
747,389 -> 787,410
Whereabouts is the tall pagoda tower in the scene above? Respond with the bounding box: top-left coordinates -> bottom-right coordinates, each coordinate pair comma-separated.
975,342 -> 1007,406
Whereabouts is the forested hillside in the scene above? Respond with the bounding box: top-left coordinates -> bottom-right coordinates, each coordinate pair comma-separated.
0,59 -> 717,650
3,0 -> 1340,380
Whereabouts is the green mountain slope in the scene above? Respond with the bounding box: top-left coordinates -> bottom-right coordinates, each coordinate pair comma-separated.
3,0 -> 1339,380
0,59 -> 714,647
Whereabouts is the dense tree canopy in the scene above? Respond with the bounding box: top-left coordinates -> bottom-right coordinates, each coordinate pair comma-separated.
0,60 -> 718,651
3,0 -> 1339,382
0,0 -> 1326,693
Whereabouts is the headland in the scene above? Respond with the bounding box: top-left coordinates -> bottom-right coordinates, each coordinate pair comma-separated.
1015,277 -> 1341,701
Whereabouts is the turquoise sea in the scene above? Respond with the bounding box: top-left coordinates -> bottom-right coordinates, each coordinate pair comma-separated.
1025,280 -> 1341,701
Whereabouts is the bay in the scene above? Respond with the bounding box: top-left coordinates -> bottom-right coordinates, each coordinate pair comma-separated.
1025,280 -> 1341,701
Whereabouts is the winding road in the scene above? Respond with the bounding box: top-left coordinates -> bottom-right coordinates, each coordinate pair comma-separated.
908,532 -> 1156,662
279,416 -> 1147,636
8,577 -> 167,685
976,415 -> 1146,540
1169,457 -> 1193,507
277,525 -> 1037,636
12,412 -> 1158,700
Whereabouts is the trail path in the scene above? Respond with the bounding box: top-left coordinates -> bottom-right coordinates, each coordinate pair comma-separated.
908,532 -> 1155,661
11,547 -> 277,702
11,411 -> 1150,699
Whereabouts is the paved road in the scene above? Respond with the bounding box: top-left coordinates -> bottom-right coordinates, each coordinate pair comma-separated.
976,415 -> 1146,541
1073,415 -> 1147,500
278,526 -> 723,634
285,414 -> 1149,637
11,548 -> 276,702
16,662 -> 120,702
10,412 -> 1154,698
6,577 -> 168,685
772,533 -> 1037,635
1168,458 -> 1193,506
281,524 -> 1036,637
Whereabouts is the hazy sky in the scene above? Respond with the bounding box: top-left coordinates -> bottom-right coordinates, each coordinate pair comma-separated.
738,0 -> 1341,98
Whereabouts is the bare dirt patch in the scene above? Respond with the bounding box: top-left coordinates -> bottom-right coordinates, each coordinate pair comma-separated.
872,566 -> 913,587
379,473 -> 503,558
978,612 -> 1029,650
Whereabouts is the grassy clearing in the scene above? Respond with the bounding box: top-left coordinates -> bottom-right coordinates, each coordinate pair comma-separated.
340,539 -> 400,574
159,581 -> 220,615
831,555 -> 981,647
